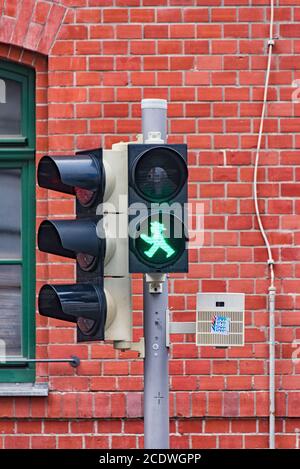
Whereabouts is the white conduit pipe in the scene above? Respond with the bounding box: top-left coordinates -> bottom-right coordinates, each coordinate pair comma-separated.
253,0 -> 276,449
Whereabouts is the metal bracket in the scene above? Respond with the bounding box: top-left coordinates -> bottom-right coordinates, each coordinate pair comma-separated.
0,356 -> 80,368
170,322 -> 196,334
145,273 -> 167,293
130,338 -> 145,358
114,338 -> 145,358
166,309 -> 196,347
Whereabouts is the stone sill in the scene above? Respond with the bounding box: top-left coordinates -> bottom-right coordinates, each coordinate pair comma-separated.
0,383 -> 48,397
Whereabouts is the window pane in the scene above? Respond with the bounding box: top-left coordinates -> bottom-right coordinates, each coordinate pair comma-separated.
0,265 -> 22,358
0,77 -> 21,136
0,169 -> 21,259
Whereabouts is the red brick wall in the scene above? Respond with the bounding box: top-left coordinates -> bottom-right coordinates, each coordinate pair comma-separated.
0,0 -> 299,449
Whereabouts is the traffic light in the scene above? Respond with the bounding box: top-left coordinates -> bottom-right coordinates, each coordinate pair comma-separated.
128,142 -> 188,273
37,146 -> 132,346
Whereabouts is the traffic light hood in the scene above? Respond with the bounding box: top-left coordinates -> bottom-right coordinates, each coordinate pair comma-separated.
38,219 -> 101,260
37,151 -> 103,200
39,284 -> 107,341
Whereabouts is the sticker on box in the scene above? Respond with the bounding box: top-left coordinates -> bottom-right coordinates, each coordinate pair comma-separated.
211,315 -> 230,335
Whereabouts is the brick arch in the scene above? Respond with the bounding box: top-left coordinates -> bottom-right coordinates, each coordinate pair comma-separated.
0,0 -> 67,55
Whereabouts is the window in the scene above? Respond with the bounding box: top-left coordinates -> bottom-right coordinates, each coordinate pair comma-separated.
0,60 -> 35,383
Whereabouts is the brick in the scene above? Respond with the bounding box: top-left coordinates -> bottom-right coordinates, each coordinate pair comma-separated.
157,40 -> 182,55
240,393 -> 255,417
281,24 -> 300,37
186,103 -> 210,117
223,392 -> 239,417
178,418 -> 201,434
212,8 -> 236,22
197,55 -> 222,70
76,9 -> 101,23
5,437 -> 30,449
221,434 -> 244,448
90,25 -> 114,39
0,399 -> 14,418
59,25 -> 87,40
117,25 -> 142,39
32,436 -> 56,449
98,420 -> 122,433
199,376 -> 225,390
131,40 -> 156,55
0,421 -> 15,433
245,435 -> 269,449
212,39 -> 237,54
144,56 -> 168,70
103,41 -> 128,55
224,24 -> 249,37
11,0 -> 35,46
144,25 -> 168,38
191,393 -> 206,417
58,436 -> 83,449
170,56 -> 194,70
208,393 -> 223,416
126,393 -> 142,418
170,24 -> 195,38
197,24 -> 221,38
131,8 -> 154,22
124,420 -> 143,434
191,435 -> 217,448
85,436 -> 109,449
103,8 -> 128,22
170,435 -> 190,449
90,57 -> 114,70
157,8 -> 181,23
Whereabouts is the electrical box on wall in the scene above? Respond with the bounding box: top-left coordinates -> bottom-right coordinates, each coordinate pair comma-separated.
196,293 -> 245,347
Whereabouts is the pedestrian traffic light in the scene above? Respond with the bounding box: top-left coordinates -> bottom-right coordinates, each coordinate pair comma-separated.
37,146 -> 132,346
128,143 -> 188,273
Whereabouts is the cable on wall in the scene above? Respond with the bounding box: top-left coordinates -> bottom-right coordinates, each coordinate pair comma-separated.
252,0 -> 276,449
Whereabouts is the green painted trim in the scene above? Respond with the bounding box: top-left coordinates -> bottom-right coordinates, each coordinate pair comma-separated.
0,59 -> 35,148
0,148 -> 35,159
0,137 -> 27,144
0,260 -> 22,265
0,60 -> 35,383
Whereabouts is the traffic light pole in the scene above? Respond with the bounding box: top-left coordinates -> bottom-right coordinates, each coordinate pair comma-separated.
144,275 -> 169,449
142,99 -> 170,449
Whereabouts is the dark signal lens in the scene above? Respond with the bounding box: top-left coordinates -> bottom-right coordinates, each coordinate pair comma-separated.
133,147 -> 187,202
75,187 -> 96,207
77,317 -> 97,335
76,252 -> 98,272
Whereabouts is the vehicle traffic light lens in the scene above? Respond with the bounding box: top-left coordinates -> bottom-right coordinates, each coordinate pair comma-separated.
134,213 -> 186,268
77,317 -> 97,334
76,252 -> 98,272
74,187 -> 96,207
133,146 -> 187,202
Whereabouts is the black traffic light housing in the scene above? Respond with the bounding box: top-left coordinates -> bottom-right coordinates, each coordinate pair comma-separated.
37,150 -> 104,205
38,284 -> 106,342
128,143 -> 188,273
37,148 -> 107,342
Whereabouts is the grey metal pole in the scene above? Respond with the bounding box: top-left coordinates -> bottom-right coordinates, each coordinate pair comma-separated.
142,99 -> 169,449
144,276 -> 169,449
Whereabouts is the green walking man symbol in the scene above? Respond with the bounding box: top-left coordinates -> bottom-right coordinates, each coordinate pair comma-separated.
140,221 -> 175,259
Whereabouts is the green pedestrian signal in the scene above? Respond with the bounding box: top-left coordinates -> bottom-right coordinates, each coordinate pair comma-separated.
133,212 -> 186,270
140,221 -> 175,259
128,143 -> 188,273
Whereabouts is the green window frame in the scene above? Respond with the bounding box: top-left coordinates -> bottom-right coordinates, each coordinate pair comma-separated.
0,59 -> 36,383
